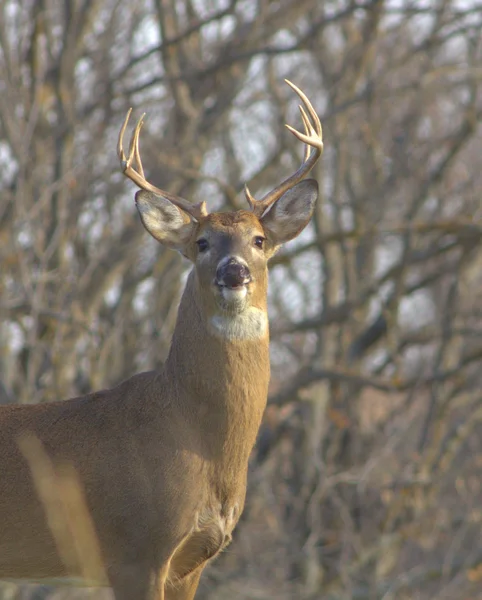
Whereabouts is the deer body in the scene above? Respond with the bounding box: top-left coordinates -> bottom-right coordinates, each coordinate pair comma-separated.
0,266 -> 269,593
0,81 -> 323,599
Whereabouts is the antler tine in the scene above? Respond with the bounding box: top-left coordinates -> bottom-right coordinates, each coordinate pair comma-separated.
117,108 -> 132,165
118,110 -> 207,221
298,105 -> 313,162
246,80 -> 323,218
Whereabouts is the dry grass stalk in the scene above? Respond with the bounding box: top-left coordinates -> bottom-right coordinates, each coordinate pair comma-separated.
17,433 -> 108,587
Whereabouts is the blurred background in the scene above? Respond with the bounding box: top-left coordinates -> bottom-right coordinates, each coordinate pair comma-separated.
1,0 -> 482,598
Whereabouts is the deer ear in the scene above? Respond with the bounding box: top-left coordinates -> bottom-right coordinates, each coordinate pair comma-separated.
261,179 -> 318,246
135,190 -> 197,252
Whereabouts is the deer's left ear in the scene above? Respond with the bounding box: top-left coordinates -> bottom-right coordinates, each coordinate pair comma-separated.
261,179 -> 318,246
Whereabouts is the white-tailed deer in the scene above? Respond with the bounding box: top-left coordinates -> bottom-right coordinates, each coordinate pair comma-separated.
0,80 -> 323,599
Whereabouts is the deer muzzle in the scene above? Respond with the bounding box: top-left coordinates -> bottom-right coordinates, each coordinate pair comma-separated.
215,257 -> 251,290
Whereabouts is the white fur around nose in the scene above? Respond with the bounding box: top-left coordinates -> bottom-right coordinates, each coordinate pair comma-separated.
222,287 -> 247,302
217,255 -> 248,270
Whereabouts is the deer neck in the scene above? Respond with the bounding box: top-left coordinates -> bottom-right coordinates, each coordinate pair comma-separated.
164,270 -> 270,464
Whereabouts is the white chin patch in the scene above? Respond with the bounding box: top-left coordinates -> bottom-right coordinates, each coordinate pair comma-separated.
210,308 -> 268,341
221,286 -> 247,302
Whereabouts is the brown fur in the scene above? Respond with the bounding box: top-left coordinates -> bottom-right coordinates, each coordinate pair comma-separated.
0,180 -> 318,599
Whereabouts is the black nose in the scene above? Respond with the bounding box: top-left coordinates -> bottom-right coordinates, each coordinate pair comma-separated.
216,258 -> 251,288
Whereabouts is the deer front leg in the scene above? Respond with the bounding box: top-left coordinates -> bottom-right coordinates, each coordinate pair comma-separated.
109,562 -> 166,600
160,520 -> 226,600
165,568 -> 203,600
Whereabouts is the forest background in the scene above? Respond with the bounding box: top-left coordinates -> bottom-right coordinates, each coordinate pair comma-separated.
1,0 -> 482,598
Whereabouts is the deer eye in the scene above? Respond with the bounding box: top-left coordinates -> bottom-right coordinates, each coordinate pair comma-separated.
196,238 -> 209,252
253,236 -> 265,249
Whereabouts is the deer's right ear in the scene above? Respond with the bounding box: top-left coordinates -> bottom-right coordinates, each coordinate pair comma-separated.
135,191 -> 197,252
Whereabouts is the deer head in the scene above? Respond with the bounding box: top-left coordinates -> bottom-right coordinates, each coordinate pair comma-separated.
118,81 -> 323,331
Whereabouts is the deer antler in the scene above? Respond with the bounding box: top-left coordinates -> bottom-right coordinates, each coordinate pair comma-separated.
118,110 -> 208,220
245,80 -> 323,218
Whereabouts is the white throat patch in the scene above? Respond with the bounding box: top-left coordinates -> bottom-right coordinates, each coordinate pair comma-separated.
209,308 -> 268,341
